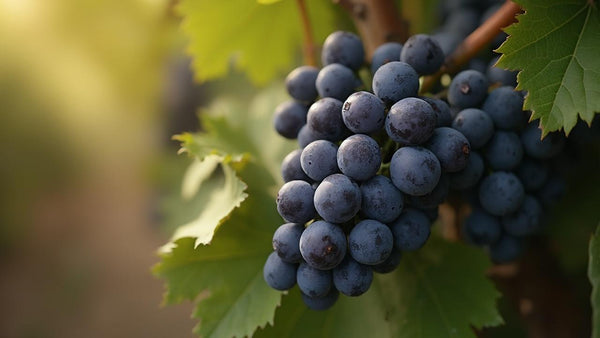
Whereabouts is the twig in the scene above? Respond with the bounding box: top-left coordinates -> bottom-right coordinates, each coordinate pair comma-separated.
333,0 -> 409,60
419,0 -> 522,95
296,0 -> 317,66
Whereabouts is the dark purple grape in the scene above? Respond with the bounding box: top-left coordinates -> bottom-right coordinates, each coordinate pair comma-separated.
400,34 -> 444,75
321,31 -> 365,71
342,91 -> 386,134
390,146 -> 441,196
451,108 -> 494,149
297,262 -> 332,297
314,174 -> 362,223
348,219 -> 394,265
479,172 -> 525,216
301,288 -> 339,311
299,220 -> 347,270
484,131 -> 523,171
272,223 -> 304,263
286,65 -> 319,103
463,209 -> 501,246
263,252 -> 297,291
300,140 -> 339,181
316,63 -> 359,101
482,86 -> 525,131
337,134 -> 381,181
390,208 -> 431,251
332,255 -> 373,297
426,127 -> 471,173
276,180 -> 316,223
371,42 -> 402,74
306,97 -> 346,142
385,97 -> 437,145
273,100 -> 308,139
360,175 -> 404,223
281,149 -> 310,182
448,70 -> 488,109
372,61 -> 419,105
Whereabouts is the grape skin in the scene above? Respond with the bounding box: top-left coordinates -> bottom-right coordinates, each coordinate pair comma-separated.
321,31 -> 365,71
316,63 -> 359,101
306,97 -> 346,142
426,127 -> 471,173
273,100 -> 308,139
447,70 -> 488,109
484,131 -> 524,171
342,91 -> 386,134
276,180 -> 316,223
314,174 -> 362,223
372,61 -> 419,105
272,223 -> 305,263
297,262 -> 332,298
348,219 -> 394,265
400,34 -> 445,75
360,175 -> 404,223
337,134 -> 381,182
285,65 -> 319,103
371,42 -> 402,74
479,172 -> 525,216
464,209 -> 501,246
332,255 -> 373,297
385,97 -> 437,145
299,220 -> 347,270
300,140 -> 339,182
301,288 -> 339,311
451,108 -> 494,149
263,252 -> 297,291
390,146 -> 441,196
390,208 -> 431,251
281,149 -> 310,183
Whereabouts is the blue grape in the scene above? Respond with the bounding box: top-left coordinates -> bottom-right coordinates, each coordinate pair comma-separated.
272,223 -> 305,263
297,262 -> 332,297
273,100 -> 308,139
276,180 -> 316,223
443,8 -> 479,37
421,97 -> 453,127
371,250 -> 402,274
332,255 -> 373,297
390,208 -> 431,251
468,58 -> 488,74
360,175 -> 404,223
479,172 -> 525,216
321,31 -> 365,71
406,175 -> 449,209
297,125 -> 320,148
299,220 -> 347,270
451,108 -> 494,149
371,42 -> 402,74
281,149 -> 310,182
390,146 -> 441,196
385,97 -> 437,145
448,70 -> 488,109
463,209 -> 501,246
516,157 -> 549,192
489,235 -> 523,264
337,134 -> 381,181
421,207 -> 439,222
263,252 -> 297,291
486,56 -> 517,87
400,34 -> 445,75
301,289 -> 339,311
300,140 -> 339,181
449,151 -> 484,190
520,122 -> 565,159
484,131 -> 523,171
285,65 -> 319,103
314,174 -> 362,223
502,195 -> 542,237
426,127 -> 471,172
316,63 -> 359,101
342,91 -> 386,134
372,61 -> 419,105
306,97 -> 346,142
482,86 -> 525,130
348,219 -> 394,265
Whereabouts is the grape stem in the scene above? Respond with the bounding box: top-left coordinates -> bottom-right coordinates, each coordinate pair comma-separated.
296,0 -> 317,66
333,0 -> 409,60
419,0 -> 522,95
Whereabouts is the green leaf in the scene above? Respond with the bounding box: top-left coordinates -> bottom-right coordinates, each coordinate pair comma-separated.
589,224 -> 600,338
256,238 -> 503,338
161,155 -> 248,251
177,0 -> 340,85
497,0 -> 600,135
155,86 -> 296,337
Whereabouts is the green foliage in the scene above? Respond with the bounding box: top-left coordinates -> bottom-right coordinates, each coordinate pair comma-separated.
177,0 -> 341,85
154,86 -> 294,337
497,0 -> 600,136
589,224 -> 600,338
256,239 -> 502,338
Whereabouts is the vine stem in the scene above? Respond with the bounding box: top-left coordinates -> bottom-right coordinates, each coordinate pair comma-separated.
296,0 -> 317,66
419,0 -> 522,95
333,0 -> 409,60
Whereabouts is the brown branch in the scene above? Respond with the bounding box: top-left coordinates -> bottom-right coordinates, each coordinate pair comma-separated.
420,0 -> 522,95
296,0 -> 317,66
333,0 -> 409,61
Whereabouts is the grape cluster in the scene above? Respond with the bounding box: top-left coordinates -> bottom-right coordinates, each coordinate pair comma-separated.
265,19 -> 582,309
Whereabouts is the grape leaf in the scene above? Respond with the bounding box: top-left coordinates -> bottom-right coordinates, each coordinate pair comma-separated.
155,86 -> 295,337
161,155 -> 248,251
177,0 -> 340,85
589,224 -> 600,338
497,0 -> 600,135
256,238 -> 503,338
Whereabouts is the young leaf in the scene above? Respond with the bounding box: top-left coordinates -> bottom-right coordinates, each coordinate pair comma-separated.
177,0 -> 340,85
589,224 -> 600,338
155,86 -> 296,337
497,0 -> 600,135
256,238 -> 503,338
162,156 -> 248,251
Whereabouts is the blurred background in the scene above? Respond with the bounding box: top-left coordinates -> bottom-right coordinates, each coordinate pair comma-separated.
0,0 -> 206,336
